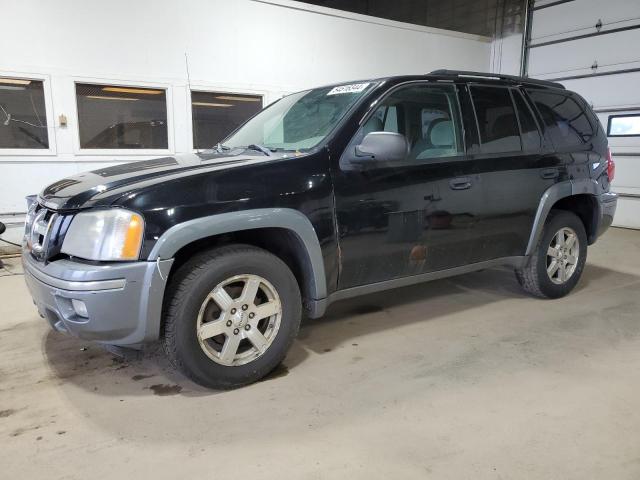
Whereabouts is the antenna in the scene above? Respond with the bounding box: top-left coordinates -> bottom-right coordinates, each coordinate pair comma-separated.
185,52 -> 200,152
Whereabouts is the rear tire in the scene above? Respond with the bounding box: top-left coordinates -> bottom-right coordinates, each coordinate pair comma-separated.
516,210 -> 587,299
163,244 -> 301,389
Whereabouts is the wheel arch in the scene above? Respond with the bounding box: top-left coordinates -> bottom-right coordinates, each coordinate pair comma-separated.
526,180 -> 602,255
148,209 -> 327,302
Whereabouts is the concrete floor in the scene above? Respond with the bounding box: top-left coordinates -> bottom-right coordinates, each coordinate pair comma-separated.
1,228 -> 640,479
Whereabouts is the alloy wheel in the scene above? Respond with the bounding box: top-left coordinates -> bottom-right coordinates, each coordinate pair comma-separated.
546,227 -> 579,285
196,274 -> 282,366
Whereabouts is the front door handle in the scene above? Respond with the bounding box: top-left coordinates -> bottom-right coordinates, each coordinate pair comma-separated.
449,177 -> 472,190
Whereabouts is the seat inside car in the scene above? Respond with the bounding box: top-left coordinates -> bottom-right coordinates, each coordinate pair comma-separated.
412,118 -> 456,160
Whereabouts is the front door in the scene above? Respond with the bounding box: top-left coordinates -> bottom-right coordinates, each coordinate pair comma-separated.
332,82 -> 481,290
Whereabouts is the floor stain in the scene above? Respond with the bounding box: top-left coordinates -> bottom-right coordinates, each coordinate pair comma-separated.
149,384 -> 183,396
323,348 -> 332,353
131,374 -> 155,382
0,409 -> 16,418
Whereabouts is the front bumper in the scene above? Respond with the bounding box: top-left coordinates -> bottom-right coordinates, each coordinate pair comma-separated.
22,251 -> 173,346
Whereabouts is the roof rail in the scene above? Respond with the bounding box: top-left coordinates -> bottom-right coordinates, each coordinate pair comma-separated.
429,69 -> 565,89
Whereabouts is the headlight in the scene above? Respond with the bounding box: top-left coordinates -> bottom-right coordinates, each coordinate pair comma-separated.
62,209 -> 144,261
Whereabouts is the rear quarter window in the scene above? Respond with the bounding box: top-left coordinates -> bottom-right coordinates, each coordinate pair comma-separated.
526,89 -> 594,148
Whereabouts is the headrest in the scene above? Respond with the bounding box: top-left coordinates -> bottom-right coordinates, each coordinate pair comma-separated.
430,120 -> 454,147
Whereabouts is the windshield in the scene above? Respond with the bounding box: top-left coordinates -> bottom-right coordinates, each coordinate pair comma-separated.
222,82 -> 375,151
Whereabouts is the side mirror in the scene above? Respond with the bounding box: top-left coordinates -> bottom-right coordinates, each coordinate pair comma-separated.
352,132 -> 409,168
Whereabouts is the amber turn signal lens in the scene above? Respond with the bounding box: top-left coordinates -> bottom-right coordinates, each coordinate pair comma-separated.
121,213 -> 144,260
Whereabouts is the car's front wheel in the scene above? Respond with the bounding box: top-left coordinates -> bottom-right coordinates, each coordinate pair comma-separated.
516,210 -> 587,299
163,245 -> 301,389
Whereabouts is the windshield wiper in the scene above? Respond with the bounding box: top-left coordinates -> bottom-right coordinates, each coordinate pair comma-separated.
213,143 -> 231,153
245,144 -> 272,156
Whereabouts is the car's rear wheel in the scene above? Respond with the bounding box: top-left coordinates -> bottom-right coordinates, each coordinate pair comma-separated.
516,210 -> 587,299
163,245 -> 301,389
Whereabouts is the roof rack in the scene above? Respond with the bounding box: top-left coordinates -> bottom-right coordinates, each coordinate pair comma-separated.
429,69 -> 565,89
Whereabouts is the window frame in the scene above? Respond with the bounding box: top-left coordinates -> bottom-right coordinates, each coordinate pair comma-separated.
467,83 -> 523,155
72,77 -> 174,156
187,85 -> 267,151
0,71 -> 57,157
353,80 -> 467,163
510,87 -> 544,152
607,113 -> 640,138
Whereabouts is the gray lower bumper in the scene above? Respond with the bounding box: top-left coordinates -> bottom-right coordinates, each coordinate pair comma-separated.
596,192 -> 617,240
22,253 -> 173,346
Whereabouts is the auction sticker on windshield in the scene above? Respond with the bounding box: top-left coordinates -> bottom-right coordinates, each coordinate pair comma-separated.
327,83 -> 370,95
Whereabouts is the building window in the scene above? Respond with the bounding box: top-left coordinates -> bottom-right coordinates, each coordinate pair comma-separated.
608,114 -> 640,137
191,91 -> 262,149
76,83 -> 168,149
0,77 -> 49,149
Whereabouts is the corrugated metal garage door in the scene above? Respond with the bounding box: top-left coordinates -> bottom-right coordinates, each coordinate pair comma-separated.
524,0 -> 640,228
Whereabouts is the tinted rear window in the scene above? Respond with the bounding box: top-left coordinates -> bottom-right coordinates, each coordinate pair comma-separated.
470,86 -> 521,154
526,90 -> 593,148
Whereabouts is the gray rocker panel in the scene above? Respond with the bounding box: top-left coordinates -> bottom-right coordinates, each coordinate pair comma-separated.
147,208 -> 328,300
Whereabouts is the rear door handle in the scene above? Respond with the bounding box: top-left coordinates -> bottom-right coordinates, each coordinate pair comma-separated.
449,177 -> 472,190
540,168 -> 559,179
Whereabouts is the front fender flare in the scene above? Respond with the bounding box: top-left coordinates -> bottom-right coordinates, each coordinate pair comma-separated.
147,208 -> 327,300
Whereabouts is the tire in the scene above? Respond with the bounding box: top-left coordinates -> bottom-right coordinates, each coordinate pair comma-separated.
163,244 -> 301,389
515,210 -> 587,299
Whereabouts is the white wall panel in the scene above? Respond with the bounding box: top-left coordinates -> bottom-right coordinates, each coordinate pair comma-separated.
531,0 -> 640,43
529,29 -> 640,76
557,72 -> 640,109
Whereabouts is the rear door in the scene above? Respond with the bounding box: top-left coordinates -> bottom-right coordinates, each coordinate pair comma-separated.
464,84 -> 558,263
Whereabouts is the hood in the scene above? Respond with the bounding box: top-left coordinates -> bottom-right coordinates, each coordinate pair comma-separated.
38,151 -> 279,210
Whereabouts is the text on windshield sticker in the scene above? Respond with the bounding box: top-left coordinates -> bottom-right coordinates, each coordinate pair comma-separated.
327,83 -> 370,95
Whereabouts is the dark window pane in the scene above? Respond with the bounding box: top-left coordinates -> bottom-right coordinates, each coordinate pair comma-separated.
192,91 -> 262,149
470,86 -> 521,153
512,89 -> 541,151
360,84 -> 463,162
527,90 -> 593,148
76,83 -> 168,149
0,78 -> 48,149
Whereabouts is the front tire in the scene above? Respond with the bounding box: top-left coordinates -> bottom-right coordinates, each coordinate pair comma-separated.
516,210 -> 587,299
163,245 -> 301,389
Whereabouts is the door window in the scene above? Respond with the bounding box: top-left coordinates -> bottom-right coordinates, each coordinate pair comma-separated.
470,85 -> 521,154
359,84 -> 463,163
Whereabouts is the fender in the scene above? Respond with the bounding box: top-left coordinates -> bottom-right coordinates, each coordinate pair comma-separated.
147,208 -> 327,300
525,179 -> 602,255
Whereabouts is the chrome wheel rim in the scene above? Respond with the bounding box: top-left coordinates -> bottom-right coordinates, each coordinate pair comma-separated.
546,227 -> 579,285
196,274 -> 282,366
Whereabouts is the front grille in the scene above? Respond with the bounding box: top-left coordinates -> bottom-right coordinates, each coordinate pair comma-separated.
25,204 -> 70,262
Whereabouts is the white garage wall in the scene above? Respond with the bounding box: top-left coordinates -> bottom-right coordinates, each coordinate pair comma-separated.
526,0 -> 640,229
0,0 -> 491,224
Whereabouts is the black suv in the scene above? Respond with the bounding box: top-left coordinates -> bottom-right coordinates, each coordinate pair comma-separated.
23,70 -> 617,388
